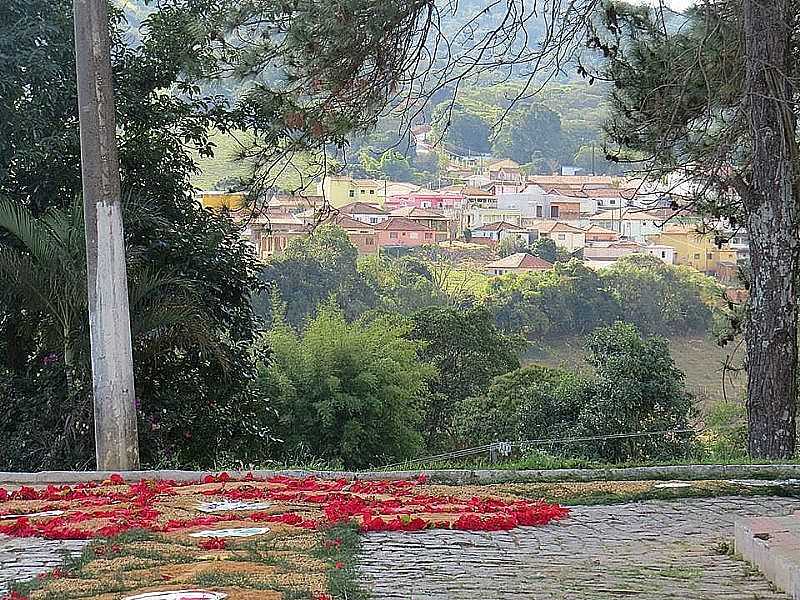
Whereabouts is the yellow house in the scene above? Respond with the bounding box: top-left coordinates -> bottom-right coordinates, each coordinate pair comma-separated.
646,225 -> 738,275
317,176 -> 388,208
197,191 -> 246,211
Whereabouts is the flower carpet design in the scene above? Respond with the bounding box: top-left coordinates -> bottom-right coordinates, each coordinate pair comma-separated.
0,474 -> 568,600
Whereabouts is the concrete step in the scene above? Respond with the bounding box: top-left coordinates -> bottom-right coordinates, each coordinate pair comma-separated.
736,514 -> 800,598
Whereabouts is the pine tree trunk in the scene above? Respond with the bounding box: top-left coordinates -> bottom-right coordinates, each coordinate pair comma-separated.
743,0 -> 799,458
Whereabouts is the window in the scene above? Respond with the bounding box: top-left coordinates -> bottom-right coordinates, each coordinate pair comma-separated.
369,189 -> 375,195
693,253 -> 700,260
370,217 -> 378,224
661,251 -> 666,258
360,189 -> 366,194
551,206 -> 560,218
389,232 -> 398,239
366,237 -> 374,245
425,233 -> 433,239
707,253 -> 713,260
349,190 -> 355,198
558,233 -> 566,241
536,205 -> 543,218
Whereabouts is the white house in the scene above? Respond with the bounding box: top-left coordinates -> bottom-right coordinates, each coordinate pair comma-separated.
587,208 -> 663,243
339,202 -> 390,225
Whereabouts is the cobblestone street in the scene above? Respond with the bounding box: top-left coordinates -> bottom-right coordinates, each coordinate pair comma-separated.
359,496 -> 799,600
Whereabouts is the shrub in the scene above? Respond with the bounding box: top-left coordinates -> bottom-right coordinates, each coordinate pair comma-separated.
253,305 -> 435,468
575,322 -> 697,461
455,365 -> 585,447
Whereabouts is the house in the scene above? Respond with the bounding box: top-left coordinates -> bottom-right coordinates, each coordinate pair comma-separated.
317,176 -> 388,207
244,212 -> 307,260
338,202 -> 389,225
487,159 -> 524,183
440,185 -> 496,208
197,191 -> 247,211
646,225 -> 739,276
384,190 -> 466,212
584,225 -> 621,243
320,214 -> 378,254
526,220 -> 586,252
374,217 -> 444,248
588,208 -> 663,242
464,207 -> 522,230
484,253 -> 553,276
389,207 -> 451,233
471,221 -> 535,245
583,241 -> 676,269
497,192 -> 552,220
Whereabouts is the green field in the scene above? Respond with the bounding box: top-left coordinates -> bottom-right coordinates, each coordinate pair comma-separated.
523,335 -> 746,412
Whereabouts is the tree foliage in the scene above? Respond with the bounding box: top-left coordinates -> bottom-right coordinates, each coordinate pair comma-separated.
256,225 -> 377,329
457,323 -> 696,462
254,306 -> 434,468
0,0 -> 263,469
410,306 -> 520,446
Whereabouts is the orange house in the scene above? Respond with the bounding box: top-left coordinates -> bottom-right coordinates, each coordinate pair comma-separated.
374,217 -> 441,248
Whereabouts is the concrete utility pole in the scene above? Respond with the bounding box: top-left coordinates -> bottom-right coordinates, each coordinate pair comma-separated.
74,0 -> 140,470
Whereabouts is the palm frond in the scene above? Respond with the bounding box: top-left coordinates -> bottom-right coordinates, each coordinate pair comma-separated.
0,197 -> 64,268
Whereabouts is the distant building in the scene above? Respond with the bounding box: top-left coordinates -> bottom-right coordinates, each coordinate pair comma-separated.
588,208 -> 663,243
471,221 -> 535,245
374,217 -> 445,248
384,190 -> 466,212
464,207 -> 523,230
486,159 -> 524,183
389,207 -> 451,233
317,176 -> 388,208
338,202 -> 389,225
320,214 -> 378,254
484,253 -> 553,276
584,225 -> 621,243
646,225 -> 738,276
440,185 -> 496,208
527,220 -> 586,252
583,240 -> 675,269
197,191 -> 247,211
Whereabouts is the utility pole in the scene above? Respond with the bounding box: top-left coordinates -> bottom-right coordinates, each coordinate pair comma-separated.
74,0 -> 140,470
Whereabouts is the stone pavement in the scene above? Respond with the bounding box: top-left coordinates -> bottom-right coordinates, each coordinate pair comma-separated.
359,496 -> 799,599
0,536 -> 88,592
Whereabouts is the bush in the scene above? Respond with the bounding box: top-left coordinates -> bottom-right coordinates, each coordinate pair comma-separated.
456,323 -> 697,464
575,322 -> 697,461
455,365 -> 585,447
253,305 -> 435,468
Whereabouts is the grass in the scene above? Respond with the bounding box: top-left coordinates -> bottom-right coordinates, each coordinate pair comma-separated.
523,334 -> 746,411
500,479 -> 800,507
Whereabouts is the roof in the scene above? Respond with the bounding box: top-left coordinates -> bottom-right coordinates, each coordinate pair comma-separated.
390,207 -> 449,220
339,202 -> 387,216
589,209 -> 662,221
324,214 -> 375,230
374,217 -> 435,232
527,219 -> 586,234
474,221 -> 527,233
485,253 -> 553,270
488,159 -> 521,170
584,225 -> 620,236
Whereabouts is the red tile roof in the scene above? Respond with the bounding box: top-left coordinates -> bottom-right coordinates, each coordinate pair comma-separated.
485,253 -> 553,270
374,217 -> 435,232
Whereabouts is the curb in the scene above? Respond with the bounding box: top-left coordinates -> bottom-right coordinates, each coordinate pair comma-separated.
1,464 -> 799,486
